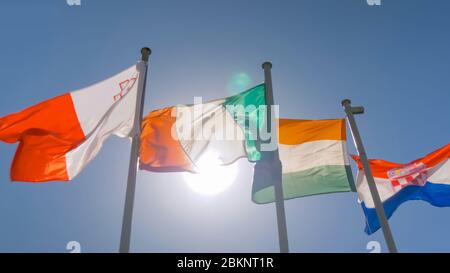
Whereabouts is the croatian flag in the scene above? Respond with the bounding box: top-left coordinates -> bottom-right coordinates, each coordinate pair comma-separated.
353,143 -> 450,234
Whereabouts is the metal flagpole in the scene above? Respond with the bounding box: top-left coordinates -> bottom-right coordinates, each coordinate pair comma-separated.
341,99 -> 398,253
119,47 -> 151,253
262,62 -> 289,253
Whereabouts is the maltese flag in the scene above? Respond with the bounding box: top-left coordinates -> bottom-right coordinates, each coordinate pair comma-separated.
0,64 -> 141,182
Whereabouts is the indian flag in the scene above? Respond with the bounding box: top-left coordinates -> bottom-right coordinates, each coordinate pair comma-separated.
139,84 -> 266,172
252,118 -> 356,204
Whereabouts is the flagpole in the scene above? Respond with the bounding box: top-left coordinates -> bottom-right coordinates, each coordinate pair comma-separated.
262,62 -> 289,253
119,47 -> 151,253
341,99 -> 398,253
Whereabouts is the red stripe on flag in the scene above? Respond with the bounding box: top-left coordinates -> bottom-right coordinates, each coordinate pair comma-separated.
351,143 -> 450,179
0,94 -> 85,181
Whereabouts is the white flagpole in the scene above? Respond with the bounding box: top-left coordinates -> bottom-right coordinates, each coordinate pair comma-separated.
262,62 -> 289,253
341,99 -> 398,253
119,47 -> 151,253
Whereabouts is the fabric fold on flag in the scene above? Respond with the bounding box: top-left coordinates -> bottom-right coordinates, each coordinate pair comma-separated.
252,118 -> 355,204
139,84 -> 266,172
353,143 -> 450,234
0,64 -> 141,181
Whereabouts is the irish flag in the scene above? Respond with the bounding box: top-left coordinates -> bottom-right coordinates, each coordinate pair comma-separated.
252,119 -> 355,204
353,143 -> 450,234
139,84 -> 266,172
0,64 -> 141,181
140,103 -> 355,202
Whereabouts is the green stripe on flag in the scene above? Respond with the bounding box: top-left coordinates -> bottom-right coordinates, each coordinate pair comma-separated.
252,165 -> 355,204
224,84 -> 266,161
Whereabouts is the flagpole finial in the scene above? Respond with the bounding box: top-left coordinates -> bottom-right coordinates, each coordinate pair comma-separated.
262,61 -> 272,69
141,47 -> 151,62
341,99 -> 351,106
342,99 -> 364,115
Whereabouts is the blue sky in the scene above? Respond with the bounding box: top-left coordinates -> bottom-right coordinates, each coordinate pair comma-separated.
0,0 -> 449,252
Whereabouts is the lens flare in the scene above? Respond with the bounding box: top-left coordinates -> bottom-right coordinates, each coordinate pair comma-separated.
227,73 -> 252,95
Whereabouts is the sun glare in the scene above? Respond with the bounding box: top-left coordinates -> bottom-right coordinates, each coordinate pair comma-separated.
183,151 -> 238,196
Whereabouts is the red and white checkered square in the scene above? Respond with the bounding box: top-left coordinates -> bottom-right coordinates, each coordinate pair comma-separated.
389,170 -> 428,192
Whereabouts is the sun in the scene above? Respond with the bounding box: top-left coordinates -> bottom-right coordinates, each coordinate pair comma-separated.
183,151 -> 239,195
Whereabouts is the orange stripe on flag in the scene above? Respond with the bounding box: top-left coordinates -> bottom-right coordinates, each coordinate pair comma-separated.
352,143 -> 450,179
278,118 -> 346,145
139,107 -> 194,172
0,94 -> 85,181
